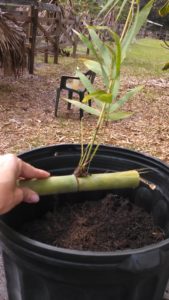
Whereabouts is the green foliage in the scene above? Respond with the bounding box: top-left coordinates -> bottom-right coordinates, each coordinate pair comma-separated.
83,91 -> 113,104
121,0 -> 154,60
159,0 -> 169,16
65,0 -> 154,174
68,1 -> 153,123
65,99 -> 100,116
107,111 -> 133,121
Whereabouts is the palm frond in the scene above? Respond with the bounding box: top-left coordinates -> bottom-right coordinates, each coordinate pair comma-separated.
0,12 -> 26,77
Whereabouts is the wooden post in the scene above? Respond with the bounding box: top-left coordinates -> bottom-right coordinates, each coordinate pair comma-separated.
44,38 -> 48,63
53,15 -> 61,64
53,40 -> 59,64
28,5 -> 38,74
72,38 -> 78,58
72,16 -> 79,58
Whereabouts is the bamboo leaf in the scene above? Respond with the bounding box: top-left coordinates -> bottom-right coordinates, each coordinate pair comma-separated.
121,0 -> 154,61
109,29 -> 121,78
112,31 -> 121,77
88,27 -> 103,51
111,31 -> 121,99
116,0 -> 129,22
74,29 -> 109,87
89,27 -> 122,94
112,77 -> 120,100
105,44 -> 116,60
88,27 -> 112,79
73,30 -> 98,59
83,91 -> 112,104
76,70 -> 95,93
83,90 -> 106,103
110,85 -> 143,112
64,99 -> 100,116
98,0 -> 120,16
88,27 -> 113,69
92,27 -> 121,96
107,111 -> 133,121
83,59 -> 102,75
96,93 -> 112,104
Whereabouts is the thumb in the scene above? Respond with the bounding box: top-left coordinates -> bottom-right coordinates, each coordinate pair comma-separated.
15,187 -> 40,204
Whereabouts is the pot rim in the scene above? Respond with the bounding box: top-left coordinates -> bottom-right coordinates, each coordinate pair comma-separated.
1,143 -> 169,262
18,143 -> 169,169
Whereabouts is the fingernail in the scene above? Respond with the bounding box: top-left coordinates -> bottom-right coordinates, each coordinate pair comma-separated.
30,194 -> 40,203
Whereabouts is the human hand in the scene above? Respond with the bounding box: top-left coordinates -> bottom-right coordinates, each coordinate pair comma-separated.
0,154 -> 50,214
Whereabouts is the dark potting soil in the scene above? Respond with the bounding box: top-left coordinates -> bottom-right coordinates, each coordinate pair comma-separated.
20,194 -> 165,251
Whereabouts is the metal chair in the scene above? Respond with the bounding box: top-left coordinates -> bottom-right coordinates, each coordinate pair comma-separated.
54,70 -> 96,119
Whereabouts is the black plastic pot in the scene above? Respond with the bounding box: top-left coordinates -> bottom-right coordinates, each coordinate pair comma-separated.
1,144 -> 169,300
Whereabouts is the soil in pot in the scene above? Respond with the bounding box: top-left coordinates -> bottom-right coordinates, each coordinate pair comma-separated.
19,192 -> 165,251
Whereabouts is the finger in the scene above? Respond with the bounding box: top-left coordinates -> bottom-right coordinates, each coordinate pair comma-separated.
14,187 -> 40,204
0,188 -> 40,214
18,159 -> 50,179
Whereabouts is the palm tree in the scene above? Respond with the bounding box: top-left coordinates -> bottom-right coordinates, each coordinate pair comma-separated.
0,12 -> 26,77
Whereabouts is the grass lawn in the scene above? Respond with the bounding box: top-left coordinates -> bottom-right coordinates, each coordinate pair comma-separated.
124,37 -> 169,76
0,38 -> 169,163
36,37 -> 169,79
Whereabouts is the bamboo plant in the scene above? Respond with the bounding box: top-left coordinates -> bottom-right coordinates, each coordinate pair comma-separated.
20,0 -> 154,196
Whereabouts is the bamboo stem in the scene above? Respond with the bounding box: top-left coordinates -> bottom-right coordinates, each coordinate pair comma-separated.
19,170 -> 140,196
120,0 -> 135,42
79,103 -> 106,171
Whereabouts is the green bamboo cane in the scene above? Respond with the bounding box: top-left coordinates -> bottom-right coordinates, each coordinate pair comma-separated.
19,170 -> 140,196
